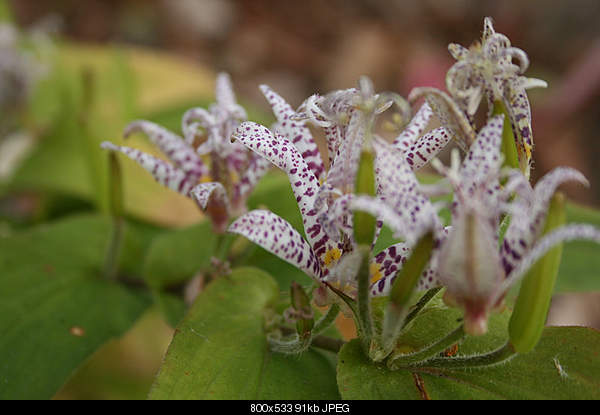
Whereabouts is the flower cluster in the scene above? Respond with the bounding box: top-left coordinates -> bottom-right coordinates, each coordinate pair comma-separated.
111,17 -> 600,357
229,76 -> 452,300
101,73 -> 271,232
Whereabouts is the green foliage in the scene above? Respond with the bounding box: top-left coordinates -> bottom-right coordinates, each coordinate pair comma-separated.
0,214 -> 152,399
149,267 -> 339,400
338,296 -> 600,399
141,220 -> 218,326
557,202 -> 600,291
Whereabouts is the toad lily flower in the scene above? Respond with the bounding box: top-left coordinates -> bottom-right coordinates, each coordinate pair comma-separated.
228,79 -> 436,299
297,78 -> 451,243
230,78 -> 453,300
410,17 -> 547,178
446,17 -> 547,175
498,167 -> 600,298
101,73 -> 271,232
430,115 -> 600,335
346,136 -> 449,297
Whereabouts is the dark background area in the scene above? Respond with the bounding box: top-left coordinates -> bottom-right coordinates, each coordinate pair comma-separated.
10,0 -> 600,206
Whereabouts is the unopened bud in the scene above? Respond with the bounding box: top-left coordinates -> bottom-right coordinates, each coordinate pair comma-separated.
291,281 -> 314,336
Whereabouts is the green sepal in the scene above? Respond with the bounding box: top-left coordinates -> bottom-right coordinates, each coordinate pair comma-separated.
492,100 -> 520,172
509,192 -> 567,353
353,151 -> 376,245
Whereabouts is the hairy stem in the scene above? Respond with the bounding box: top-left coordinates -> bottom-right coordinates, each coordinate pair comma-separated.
356,246 -> 374,352
410,341 -> 518,369
313,304 -> 340,335
274,327 -> 346,354
388,325 -> 465,370
402,287 -> 443,330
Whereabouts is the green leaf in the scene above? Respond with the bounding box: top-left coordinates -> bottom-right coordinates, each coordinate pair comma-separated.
0,214 -> 152,399
149,267 -> 339,400
142,221 -> 217,289
338,296 -> 600,399
142,220 -> 218,326
556,202 -> 600,292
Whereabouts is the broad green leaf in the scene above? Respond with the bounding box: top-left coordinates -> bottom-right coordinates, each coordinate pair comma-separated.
338,296 -> 600,399
149,267 -> 339,400
142,220 -> 218,327
556,202 -> 600,292
142,221 -> 218,289
54,307 -> 174,400
0,214 -> 152,399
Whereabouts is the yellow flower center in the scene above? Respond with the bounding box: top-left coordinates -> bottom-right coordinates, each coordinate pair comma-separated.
199,174 -> 213,183
370,262 -> 383,285
323,247 -> 342,267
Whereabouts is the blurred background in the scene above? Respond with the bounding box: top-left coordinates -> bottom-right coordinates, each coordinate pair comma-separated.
10,0 -> 600,205
3,0 -> 600,399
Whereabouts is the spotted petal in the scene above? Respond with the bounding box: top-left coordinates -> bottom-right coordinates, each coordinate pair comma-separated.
232,154 -> 272,209
502,167 -> 588,276
189,182 -> 228,211
190,182 -> 230,232
232,121 -> 329,252
124,120 -> 207,178
500,224 -> 600,299
100,142 -> 195,195
403,127 -> 452,171
260,85 -> 326,181
372,138 -> 440,237
458,115 -> 504,197
326,110 -> 367,194
409,87 -> 476,151
448,43 -> 470,61
229,210 -> 322,280
181,107 -> 216,145
392,102 -> 433,151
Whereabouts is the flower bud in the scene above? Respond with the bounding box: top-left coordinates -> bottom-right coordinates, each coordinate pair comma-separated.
290,281 -> 314,336
437,211 -> 504,336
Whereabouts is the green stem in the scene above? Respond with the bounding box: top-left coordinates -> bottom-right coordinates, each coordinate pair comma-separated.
268,333 -> 312,355
388,325 -> 465,370
313,304 -> 340,335
411,341 -> 518,369
103,151 -> 124,281
402,287 -> 443,330
356,246 -> 374,352
272,327 -> 346,354
104,217 -> 124,281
